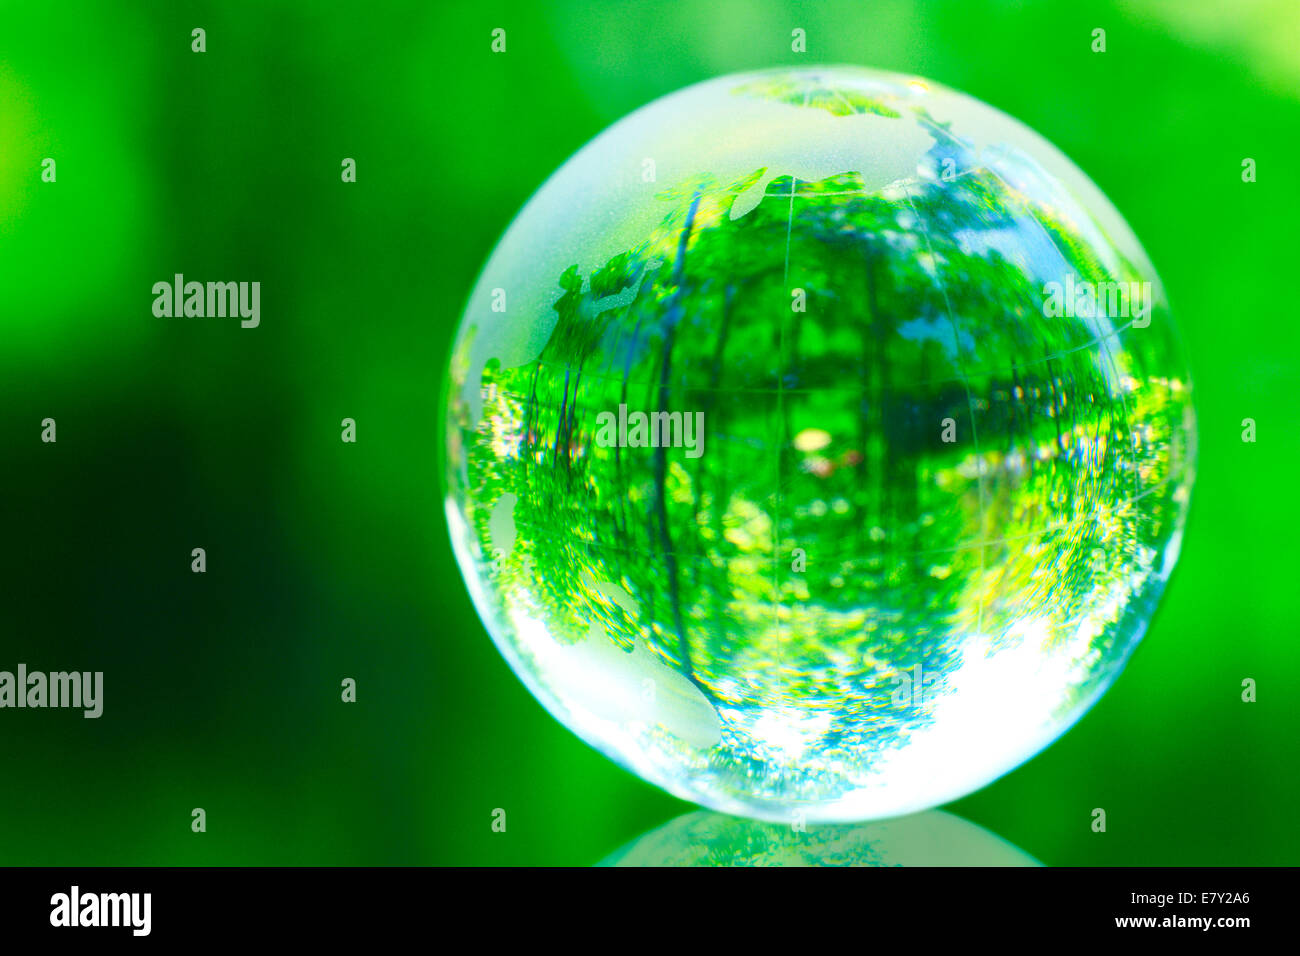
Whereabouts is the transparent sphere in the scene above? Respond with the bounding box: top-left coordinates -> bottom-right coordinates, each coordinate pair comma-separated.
444,66 -> 1195,821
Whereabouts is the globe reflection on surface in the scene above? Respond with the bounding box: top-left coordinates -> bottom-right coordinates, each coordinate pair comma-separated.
445,66 -> 1195,821
599,808 -> 1040,867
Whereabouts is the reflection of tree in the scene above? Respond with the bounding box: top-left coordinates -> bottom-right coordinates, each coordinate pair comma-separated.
449,115 -> 1190,748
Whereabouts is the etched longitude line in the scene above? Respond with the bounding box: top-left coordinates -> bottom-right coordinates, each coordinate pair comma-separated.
926,120 -> 1143,504
827,86 -> 854,113
775,176 -> 795,675
772,85 -> 813,690
992,164 -> 1141,503
1016,187 -> 1142,505
905,185 -> 988,637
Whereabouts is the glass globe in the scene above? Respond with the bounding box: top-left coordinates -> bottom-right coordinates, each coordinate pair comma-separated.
443,66 -> 1195,822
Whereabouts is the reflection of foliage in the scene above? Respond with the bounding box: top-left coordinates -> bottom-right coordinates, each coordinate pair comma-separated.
451,116 -> 1191,767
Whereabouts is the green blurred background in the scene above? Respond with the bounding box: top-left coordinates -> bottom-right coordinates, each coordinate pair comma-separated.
1,0 -> 1295,865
